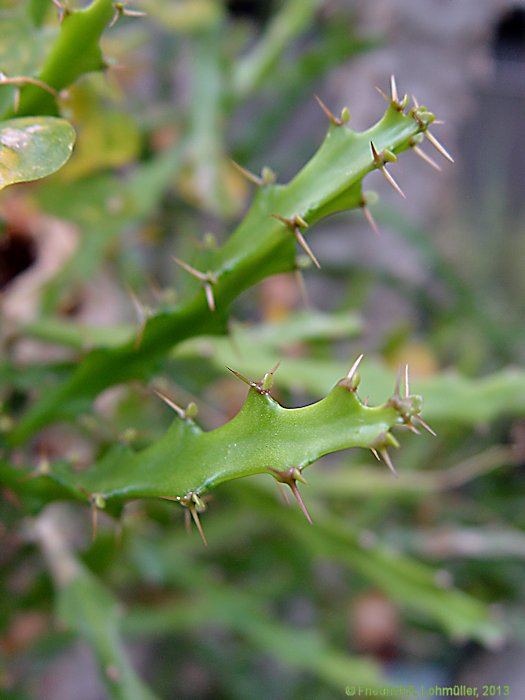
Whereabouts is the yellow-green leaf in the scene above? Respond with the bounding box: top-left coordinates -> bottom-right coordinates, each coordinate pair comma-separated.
0,116 -> 75,190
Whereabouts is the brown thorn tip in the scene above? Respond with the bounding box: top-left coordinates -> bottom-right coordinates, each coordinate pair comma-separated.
404,363 -> 410,399
290,482 -> 313,525
371,448 -> 380,461
394,365 -> 402,398
381,166 -> 406,199
346,353 -> 364,381
380,450 -> 398,478
270,360 -> 281,375
414,415 -> 437,437
425,131 -> 454,163
294,228 -> 321,269
375,86 -> 390,103
226,366 -> 253,387
172,256 -> 207,281
205,283 -> 215,312
390,74 -> 398,103
153,390 -> 185,418
314,94 -> 341,126
412,145 -> 442,171
362,205 -> 380,236
190,506 -> 208,546
231,160 -> 263,186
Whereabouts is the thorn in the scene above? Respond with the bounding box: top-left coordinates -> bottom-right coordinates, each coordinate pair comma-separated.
153,389 -> 185,418
172,256 -> 207,282
346,353 -> 364,382
362,204 -> 380,236
261,361 -> 281,391
184,507 -> 191,534
189,505 -> 208,546
381,167 -> 406,199
380,449 -> 398,477
394,365 -> 403,398
127,287 -> 148,349
90,494 -> 106,541
204,283 -> 215,312
293,227 -> 321,269
226,366 -> 255,388
272,214 -> 320,269
414,414 -> 437,437
314,94 -> 344,126
412,145 -> 442,171
172,257 -> 217,312
270,467 -> 312,525
375,77 -> 407,110
290,481 -> 313,525
390,74 -> 398,103
425,131 -> 455,163
371,448 -> 380,461
404,363 -> 410,399
231,160 -> 264,186
375,85 -> 390,103
110,2 -> 146,27
13,87 -> 20,113
294,269 -> 311,308
370,142 -> 406,199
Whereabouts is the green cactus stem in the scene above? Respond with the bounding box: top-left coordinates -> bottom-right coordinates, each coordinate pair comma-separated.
9,80 -> 448,443
20,360 -> 429,532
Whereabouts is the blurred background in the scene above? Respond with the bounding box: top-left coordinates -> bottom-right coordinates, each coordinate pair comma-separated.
1,0 -> 525,698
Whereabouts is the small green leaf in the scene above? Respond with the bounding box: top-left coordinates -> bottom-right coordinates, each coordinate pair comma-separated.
0,116 -> 75,190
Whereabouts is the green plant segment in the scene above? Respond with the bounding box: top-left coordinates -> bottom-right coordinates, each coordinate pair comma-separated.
10,93 -> 440,443
8,360 -> 424,517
